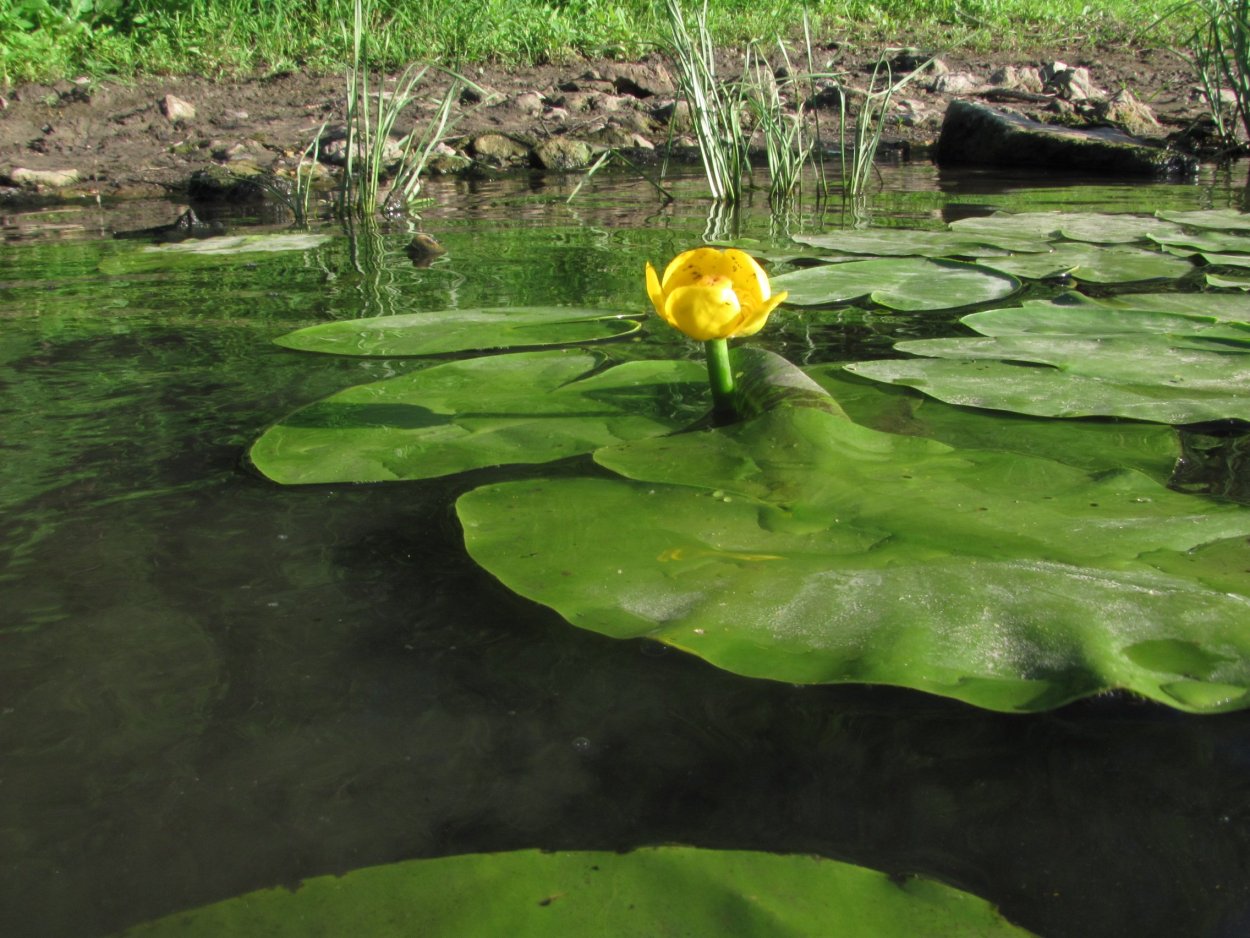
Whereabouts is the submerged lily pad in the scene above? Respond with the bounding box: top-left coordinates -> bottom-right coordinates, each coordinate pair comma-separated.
972,244 -> 1193,284
846,296 -> 1250,424
949,211 -> 1182,244
250,350 -> 707,483
275,307 -> 642,357
116,847 -> 1034,937
772,257 -> 1020,310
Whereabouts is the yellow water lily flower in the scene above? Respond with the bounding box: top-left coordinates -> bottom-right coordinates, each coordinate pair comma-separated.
645,247 -> 788,341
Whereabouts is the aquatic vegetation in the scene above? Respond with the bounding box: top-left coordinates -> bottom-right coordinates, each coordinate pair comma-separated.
645,246 -> 788,418
661,0 -> 749,203
247,208 -> 1250,720
116,847 -> 1035,937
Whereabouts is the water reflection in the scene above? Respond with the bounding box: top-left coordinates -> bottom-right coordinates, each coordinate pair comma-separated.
2,167 -> 1250,938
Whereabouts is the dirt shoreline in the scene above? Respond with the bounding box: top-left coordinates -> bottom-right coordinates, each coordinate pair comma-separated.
0,42 -> 1211,211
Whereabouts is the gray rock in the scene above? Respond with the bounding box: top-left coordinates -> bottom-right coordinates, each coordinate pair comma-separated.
533,137 -> 593,170
1095,88 -> 1162,139
930,72 -> 983,95
936,100 -> 1197,177
1042,63 -> 1105,102
987,65 -> 1045,94
160,94 -> 196,122
471,133 -> 530,164
318,130 -> 405,167
8,167 -> 80,188
603,61 -> 675,98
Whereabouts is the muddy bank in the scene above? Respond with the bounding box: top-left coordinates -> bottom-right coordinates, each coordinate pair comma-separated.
0,42 -> 1212,209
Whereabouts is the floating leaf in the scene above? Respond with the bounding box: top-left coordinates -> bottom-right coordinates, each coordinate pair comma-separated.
972,244 -> 1193,283
116,847 -> 1034,938
791,229 -> 1044,258
274,307 -> 642,357
845,296 -> 1250,423
250,350 -> 707,483
460,355 -> 1250,713
1156,208 -> 1250,231
1105,291 -> 1250,322
949,211 -> 1182,244
772,257 -> 1020,310
1151,232 -> 1250,255
804,364 -> 1182,482
1207,271 -> 1250,289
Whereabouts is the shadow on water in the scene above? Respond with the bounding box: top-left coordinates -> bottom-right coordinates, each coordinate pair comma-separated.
3,165 -> 1250,938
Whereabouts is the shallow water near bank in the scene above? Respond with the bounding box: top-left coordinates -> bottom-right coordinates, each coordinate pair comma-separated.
4,162 -> 1250,938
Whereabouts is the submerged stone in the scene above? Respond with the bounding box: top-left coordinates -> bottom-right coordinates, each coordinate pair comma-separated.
936,100 -> 1197,177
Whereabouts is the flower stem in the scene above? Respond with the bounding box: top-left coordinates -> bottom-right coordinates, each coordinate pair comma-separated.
703,338 -> 736,423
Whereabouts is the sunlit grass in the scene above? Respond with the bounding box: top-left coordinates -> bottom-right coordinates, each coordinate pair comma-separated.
1,0 -> 1188,84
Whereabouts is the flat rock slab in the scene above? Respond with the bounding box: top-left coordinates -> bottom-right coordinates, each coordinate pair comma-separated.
936,100 -> 1197,177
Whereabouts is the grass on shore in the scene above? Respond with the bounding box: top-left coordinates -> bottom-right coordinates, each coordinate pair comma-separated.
1,0 -> 1187,86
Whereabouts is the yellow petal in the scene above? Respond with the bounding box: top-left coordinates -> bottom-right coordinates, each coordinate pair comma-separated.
721,248 -> 770,309
663,281 -> 742,341
733,291 -> 788,337
645,262 -> 665,317
660,247 -> 729,293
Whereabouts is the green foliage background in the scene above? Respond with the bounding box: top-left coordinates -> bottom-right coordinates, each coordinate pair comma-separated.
0,0 -> 1185,84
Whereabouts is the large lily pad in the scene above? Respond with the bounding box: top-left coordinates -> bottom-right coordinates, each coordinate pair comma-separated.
274,307 -> 642,357
458,351 -> 1250,714
772,257 -> 1020,310
250,350 -> 707,483
949,211 -> 1182,244
1151,231 -> 1250,255
115,847 -> 1033,937
845,295 -> 1250,424
972,244 -> 1194,284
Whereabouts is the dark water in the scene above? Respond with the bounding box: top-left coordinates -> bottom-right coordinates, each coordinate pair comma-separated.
3,164 -> 1250,938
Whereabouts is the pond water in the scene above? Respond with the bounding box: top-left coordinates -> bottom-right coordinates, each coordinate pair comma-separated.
4,163 -> 1250,938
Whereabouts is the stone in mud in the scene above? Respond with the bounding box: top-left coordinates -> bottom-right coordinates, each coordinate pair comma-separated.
1094,88 -> 1162,139
602,61 -> 675,98
317,129 -> 405,168
8,167 -> 81,188
988,65 -> 1045,94
936,100 -> 1197,177
930,72 -> 983,95
533,137 -> 593,170
186,162 -> 269,201
160,94 -> 196,122
1041,62 -> 1105,102
471,133 -> 530,165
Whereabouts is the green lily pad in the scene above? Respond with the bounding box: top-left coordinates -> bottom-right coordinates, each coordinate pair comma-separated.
972,244 -> 1194,284
249,350 -> 707,483
274,307 -> 642,357
804,364 -> 1182,482
1207,271 -> 1250,289
844,295 -> 1250,424
949,211 -> 1182,244
1200,252 -> 1250,269
1151,232 -> 1250,255
790,229 -> 1044,257
114,847 -> 1034,938
459,354 -> 1250,713
772,257 -> 1020,310
1156,208 -> 1250,231
1105,292 -> 1250,322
